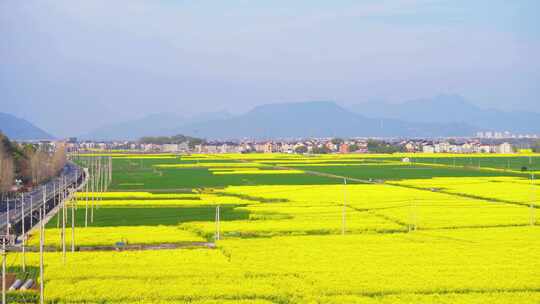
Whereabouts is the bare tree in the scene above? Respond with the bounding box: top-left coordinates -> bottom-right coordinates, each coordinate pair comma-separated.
51,142 -> 67,175
0,141 -> 14,192
29,150 -> 49,185
28,147 -> 66,186
0,134 -> 68,191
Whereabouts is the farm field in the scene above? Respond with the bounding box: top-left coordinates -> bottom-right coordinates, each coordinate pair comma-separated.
407,155 -> 540,172
109,156 -> 345,190
19,153 -> 540,303
21,227 -> 540,303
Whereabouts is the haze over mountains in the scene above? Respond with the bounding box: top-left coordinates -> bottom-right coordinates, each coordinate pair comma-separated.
79,94 -> 540,140
83,111 -> 233,141
348,95 -> 540,134
2,95 -> 538,141
171,101 -> 474,140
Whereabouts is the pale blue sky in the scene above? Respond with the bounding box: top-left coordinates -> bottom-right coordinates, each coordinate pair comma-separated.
1,0 -> 539,136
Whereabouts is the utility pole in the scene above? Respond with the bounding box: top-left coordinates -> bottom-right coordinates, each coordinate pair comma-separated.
215,205 -> 221,241
85,171 -> 89,228
71,191 -> 76,252
99,157 -> 103,206
104,157 -> 108,192
109,155 -> 112,184
531,173 -> 536,226
91,156 -> 95,223
62,188 -> 66,264
342,178 -> 347,235
101,156 -> 104,200
53,181 -> 56,207
97,156 -> 100,208
96,157 -> 99,207
2,238 -> 6,304
58,179 -> 63,227
108,156 -> 111,189
5,198 -> 9,239
97,157 -> 101,209
21,193 -> 26,272
42,185 -> 46,213
56,180 -> 60,228
39,205 -> 44,304
30,196 -> 33,228
102,158 -> 106,193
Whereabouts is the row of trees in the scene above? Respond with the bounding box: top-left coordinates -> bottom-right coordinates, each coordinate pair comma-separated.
366,139 -> 405,153
0,132 -> 66,192
0,138 -> 15,192
139,134 -> 205,148
293,140 -> 390,154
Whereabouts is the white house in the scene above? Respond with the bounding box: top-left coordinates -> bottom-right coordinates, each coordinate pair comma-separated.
162,144 -> 179,153
497,142 -> 513,154
422,145 -> 435,153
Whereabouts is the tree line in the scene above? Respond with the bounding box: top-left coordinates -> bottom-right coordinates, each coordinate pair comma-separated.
0,132 -> 66,193
139,134 -> 205,148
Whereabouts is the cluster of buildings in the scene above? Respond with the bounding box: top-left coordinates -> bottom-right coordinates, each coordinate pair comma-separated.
475,131 -> 538,139
194,140 -> 369,154
71,139 -> 368,154
417,141 -> 514,154
66,138 -> 518,155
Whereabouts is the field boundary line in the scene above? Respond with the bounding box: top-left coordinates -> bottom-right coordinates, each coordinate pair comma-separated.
243,157 -> 536,210
19,241 -> 216,252
386,182 -> 536,208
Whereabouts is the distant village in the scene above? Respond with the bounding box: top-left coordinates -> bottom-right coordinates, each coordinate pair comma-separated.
62,135 -> 540,155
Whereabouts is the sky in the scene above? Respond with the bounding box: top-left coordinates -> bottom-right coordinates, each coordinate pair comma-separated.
1,0 -> 539,137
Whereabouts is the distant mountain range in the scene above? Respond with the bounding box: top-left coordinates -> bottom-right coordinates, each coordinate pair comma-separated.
83,101 -> 475,140
348,94 -> 540,134
5,94 -> 536,141
82,111 -> 233,140
174,101 -> 474,139
81,95 -> 539,140
0,112 -> 54,140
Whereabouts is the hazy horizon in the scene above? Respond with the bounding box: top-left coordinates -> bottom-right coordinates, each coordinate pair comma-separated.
1,1 -> 539,137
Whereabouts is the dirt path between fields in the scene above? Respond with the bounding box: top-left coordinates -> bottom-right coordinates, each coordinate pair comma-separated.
15,242 -> 215,252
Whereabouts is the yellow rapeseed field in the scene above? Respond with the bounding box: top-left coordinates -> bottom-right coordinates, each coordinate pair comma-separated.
19,153 -> 539,303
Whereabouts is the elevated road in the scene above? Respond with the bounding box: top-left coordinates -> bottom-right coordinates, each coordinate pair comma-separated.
0,162 -> 85,239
